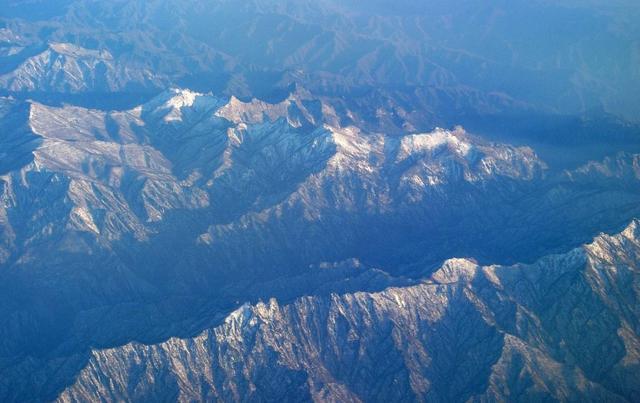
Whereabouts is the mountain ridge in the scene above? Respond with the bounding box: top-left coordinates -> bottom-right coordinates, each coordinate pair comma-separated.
1,2 -> 639,401
58,219 -> 640,402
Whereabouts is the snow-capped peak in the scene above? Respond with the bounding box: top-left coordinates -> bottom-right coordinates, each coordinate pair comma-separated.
397,127 -> 472,162
165,88 -> 200,109
152,88 -> 210,122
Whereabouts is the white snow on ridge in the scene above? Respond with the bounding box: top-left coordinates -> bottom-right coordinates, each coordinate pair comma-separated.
397,127 -> 472,162
49,42 -> 112,60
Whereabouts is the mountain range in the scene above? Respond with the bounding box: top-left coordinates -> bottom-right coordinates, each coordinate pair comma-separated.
0,87 -> 639,401
0,0 -> 639,401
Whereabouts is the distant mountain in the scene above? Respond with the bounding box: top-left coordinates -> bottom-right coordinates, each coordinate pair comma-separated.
0,42 -> 166,92
1,0 -> 639,122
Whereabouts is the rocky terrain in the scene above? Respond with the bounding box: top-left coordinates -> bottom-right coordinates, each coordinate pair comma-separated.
0,87 -> 639,401
59,220 -> 640,402
1,1 -> 639,401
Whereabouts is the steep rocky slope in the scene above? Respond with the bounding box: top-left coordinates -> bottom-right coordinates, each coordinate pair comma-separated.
59,220 -> 640,402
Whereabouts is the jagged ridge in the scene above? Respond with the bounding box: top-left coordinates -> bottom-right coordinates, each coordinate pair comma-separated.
59,220 -> 640,402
